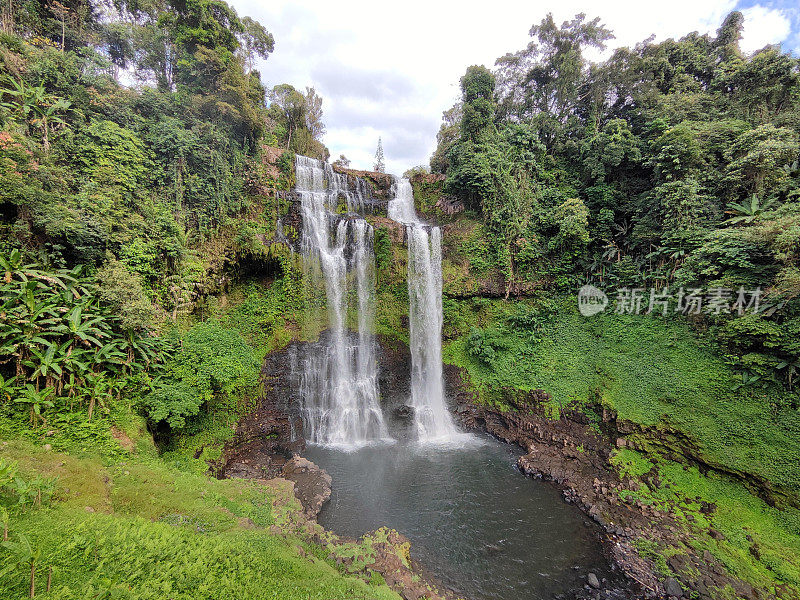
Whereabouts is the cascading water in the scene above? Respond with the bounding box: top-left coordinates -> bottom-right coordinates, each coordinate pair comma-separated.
295,155 -> 391,447
389,178 -> 458,441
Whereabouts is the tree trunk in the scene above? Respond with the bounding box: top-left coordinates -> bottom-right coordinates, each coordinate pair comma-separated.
504,247 -> 515,300
29,562 -> 35,598
87,396 -> 95,421
46,567 -> 51,592
42,123 -> 50,154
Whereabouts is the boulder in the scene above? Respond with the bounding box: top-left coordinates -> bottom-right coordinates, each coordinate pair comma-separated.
281,456 -> 332,518
664,577 -> 683,597
587,572 -> 601,589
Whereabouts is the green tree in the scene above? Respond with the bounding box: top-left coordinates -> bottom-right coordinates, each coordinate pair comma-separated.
495,13 -> 613,143
236,16 -> 274,73
725,124 -> 799,198
269,84 -> 305,150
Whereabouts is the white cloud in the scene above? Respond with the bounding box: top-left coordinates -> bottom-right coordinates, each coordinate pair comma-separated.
740,5 -> 792,54
230,0 -> 793,174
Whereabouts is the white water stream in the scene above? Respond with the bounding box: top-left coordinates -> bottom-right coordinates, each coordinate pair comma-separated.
389,177 -> 459,441
295,155 -> 391,447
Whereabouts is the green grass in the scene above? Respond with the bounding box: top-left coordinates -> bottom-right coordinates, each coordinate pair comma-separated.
0,406 -> 156,464
611,449 -> 800,597
443,297 -> 800,597
443,299 -> 800,496
0,440 -> 400,600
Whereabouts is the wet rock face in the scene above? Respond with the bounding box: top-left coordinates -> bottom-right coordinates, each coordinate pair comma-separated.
376,335 -> 415,431
218,344 -> 306,480
282,456 -> 332,518
221,335 -> 416,478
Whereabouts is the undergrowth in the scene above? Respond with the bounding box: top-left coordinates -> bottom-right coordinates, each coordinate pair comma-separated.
0,440 -> 400,600
443,298 -> 800,496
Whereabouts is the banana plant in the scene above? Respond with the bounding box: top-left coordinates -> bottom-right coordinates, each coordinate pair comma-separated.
84,371 -> 113,421
23,343 -> 64,391
13,385 -> 55,427
1,249 -> 176,421
724,195 -> 778,226
56,305 -> 106,348
0,534 -> 41,598
0,249 -> 69,289
0,76 -> 72,154
60,347 -> 91,399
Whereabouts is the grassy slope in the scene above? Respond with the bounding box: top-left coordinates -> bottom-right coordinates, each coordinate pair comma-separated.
613,449 -> 800,595
0,439 -> 400,600
441,298 -> 800,596
443,300 -> 800,494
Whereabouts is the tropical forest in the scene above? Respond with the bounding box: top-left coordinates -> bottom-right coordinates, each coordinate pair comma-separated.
0,1 -> 799,599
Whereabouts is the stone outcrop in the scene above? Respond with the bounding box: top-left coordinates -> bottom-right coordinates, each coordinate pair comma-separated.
218,345 -> 305,480
281,456 -> 332,518
332,164 -> 395,201
434,195 -> 464,215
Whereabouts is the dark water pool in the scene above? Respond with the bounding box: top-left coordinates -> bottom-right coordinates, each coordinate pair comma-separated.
305,433 -> 618,600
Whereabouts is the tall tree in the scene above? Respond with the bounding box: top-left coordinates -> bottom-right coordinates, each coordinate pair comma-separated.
374,137 -> 385,172
236,15 -> 274,73
269,84 -> 305,150
495,13 -> 613,144
304,87 -> 325,140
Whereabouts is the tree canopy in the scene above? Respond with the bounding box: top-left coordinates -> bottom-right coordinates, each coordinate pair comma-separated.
435,10 -> 800,396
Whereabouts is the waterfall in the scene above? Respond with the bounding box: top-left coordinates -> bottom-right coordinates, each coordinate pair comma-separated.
389,178 -> 458,441
295,155 -> 391,448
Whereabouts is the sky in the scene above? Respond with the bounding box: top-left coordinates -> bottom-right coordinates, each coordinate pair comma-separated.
230,0 -> 800,175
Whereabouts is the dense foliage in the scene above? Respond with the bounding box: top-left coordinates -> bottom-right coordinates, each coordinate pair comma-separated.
434,11 -> 800,402
0,0 -> 325,305
0,0 -> 321,435
0,4 -> 342,594
0,249 -> 170,424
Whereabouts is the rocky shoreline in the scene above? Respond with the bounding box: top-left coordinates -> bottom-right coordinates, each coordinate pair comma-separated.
447,366 -> 765,600
216,336 -> 766,600
223,437 -> 455,600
